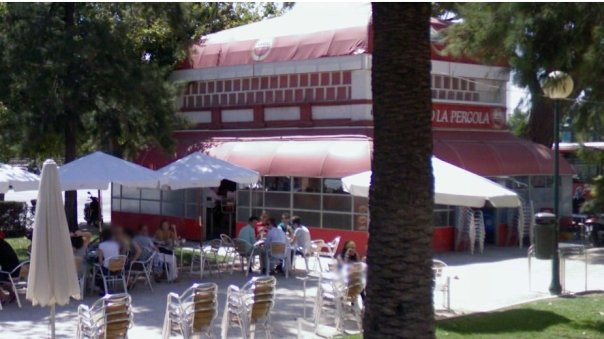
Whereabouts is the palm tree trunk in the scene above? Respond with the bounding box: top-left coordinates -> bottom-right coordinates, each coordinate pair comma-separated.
364,3 -> 435,338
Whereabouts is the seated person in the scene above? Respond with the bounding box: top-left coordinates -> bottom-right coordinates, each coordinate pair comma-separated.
260,218 -> 288,274
71,229 -> 92,277
291,216 -> 311,256
96,229 -> 120,294
0,232 -> 20,282
338,240 -> 361,267
256,211 -> 271,238
238,216 -> 258,256
154,220 -> 179,253
135,224 -> 178,282
278,213 -> 293,235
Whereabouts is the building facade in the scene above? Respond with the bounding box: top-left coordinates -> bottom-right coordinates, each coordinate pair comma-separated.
111,4 -> 574,254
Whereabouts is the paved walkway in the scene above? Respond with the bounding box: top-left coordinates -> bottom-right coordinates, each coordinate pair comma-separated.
2,245 -> 604,338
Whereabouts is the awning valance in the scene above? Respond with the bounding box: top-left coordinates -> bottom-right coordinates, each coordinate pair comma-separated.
208,139 -> 372,178
433,130 -> 575,177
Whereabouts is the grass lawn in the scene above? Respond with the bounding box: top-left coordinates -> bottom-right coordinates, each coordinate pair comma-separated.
341,295 -> 604,339
5,236 -> 30,261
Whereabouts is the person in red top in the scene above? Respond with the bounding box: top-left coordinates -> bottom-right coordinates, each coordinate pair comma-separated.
255,210 -> 270,238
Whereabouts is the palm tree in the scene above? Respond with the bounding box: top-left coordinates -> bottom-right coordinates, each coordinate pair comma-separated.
364,3 -> 435,338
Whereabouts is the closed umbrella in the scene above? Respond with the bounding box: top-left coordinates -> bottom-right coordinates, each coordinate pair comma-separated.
342,156 -> 520,208
0,163 -> 40,193
26,160 -> 80,338
158,152 -> 260,190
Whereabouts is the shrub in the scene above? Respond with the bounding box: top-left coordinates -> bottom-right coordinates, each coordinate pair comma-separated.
0,201 -> 30,237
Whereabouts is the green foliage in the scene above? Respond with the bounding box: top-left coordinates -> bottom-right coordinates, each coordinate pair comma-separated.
442,3 -> 604,145
0,2 -> 290,161
0,201 -> 29,237
507,108 -> 529,138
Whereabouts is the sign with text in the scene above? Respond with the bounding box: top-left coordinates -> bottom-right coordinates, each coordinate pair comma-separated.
432,103 -> 506,130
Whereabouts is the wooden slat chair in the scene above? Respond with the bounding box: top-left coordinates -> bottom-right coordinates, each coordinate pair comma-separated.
127,252 -> 157,292
162,283 -> 218,339
95,255 -> 128,295
221,276 -> 277,339
220,233 -> 236,270
0,260 -> 30,308
77,293 -> 133,339
267,242 -> 289,278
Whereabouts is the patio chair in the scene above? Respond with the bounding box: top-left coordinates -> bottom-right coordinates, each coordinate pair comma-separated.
0,260 -> 30,308
267,242 -> 289,278
127,252 -> 157,292
232,239 -> 256,275
433,259 -> 451,310
221,276 -> 277,339
220,234 -> 236,264
77,293 -> 133,339
94,255 -> 128,295
311,262 -> 367,334
75,257 -> 87,298
202,239 -> 224,277
189,245 -> 207,279
162,283 -> 218,339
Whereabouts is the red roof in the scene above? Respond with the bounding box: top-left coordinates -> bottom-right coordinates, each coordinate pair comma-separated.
180,3 -> 487,70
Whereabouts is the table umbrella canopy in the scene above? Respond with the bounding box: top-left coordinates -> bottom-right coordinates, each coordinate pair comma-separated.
59,151 -> 160,191
158,152 -> 260,190
0,164 -> 40,193
27,160 -> 80,305
342,157 -> 521,208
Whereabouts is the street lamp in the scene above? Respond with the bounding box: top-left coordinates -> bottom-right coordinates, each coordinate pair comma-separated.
541,70 -> 574,295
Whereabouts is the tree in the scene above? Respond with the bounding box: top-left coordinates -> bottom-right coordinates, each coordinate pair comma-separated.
441,3 -> 604,147
364,3 -> 435,338
0,2 -> 289,228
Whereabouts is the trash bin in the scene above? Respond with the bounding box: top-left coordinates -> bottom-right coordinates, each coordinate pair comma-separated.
534,212 -> 557,259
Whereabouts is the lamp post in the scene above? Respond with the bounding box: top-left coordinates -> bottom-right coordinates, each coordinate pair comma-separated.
541,70 -> 574,295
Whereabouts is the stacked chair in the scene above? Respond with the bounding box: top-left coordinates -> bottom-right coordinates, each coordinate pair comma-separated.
77,293 -> 133,339
162,283 -> 218,339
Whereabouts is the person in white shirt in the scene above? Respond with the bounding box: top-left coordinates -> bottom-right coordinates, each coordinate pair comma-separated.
291,216 -> 311,255
260,218 -> 287,274
97,229 -> 120,268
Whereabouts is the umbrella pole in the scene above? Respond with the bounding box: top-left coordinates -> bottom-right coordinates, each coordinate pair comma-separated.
50,304 -> 56,339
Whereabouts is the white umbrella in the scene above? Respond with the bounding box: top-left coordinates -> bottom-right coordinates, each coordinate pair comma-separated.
342,157 -> 520,208
59,151 -> 160,190
26,159 -> 80,338
0,164 -> 40,193
158,152 -> 260,190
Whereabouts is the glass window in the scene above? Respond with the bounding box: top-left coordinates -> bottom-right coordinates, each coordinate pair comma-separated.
293,193 -> 321,210
141,188 -> 161,200
237,190 -> 251,207
443,76 -> 450,89
433,211 -> 450,226
323,195 -> 352,212
185,188 -> 200,205
452,77 -> 459,90
111,198 -> 121,212
264,176 -> 290,192
353,197 -> 369,214
323,178 -> 347,194
141,200 -> 160,215
265,192 -> 290,208
121,199 -> 140,213
162,189 -> 184,203
162,202 -> 184,217
434,75 -> 442,88
294,210 -> 320,228
354,214 -> 369,231
237,207 -> 250,223
265,209 -> 289,222
461,79 -> 468,91
323,213 -> 352,230
186,204 -> 199,219
121,186 -> 140,199
112,184 -> 121,198
531,176 -> 553,188
293,177 -> 321,193
252,191 -> 264,207
469,80 -> 476,91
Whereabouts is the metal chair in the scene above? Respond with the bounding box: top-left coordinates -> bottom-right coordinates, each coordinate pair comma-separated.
267,242 -> 289,278
77,293 -> 133,339
0,260 -> 30,308
232,239 -> 256,275
94,255 -> 128,295
189,245 -> 207,279
203,239 -> 224,277
127,252 -> 157,291
162,283 -> 218,339
433,259 -> 451,310
221,276 -> 277,339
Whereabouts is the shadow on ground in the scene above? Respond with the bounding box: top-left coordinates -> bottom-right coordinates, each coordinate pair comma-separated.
437,309 -> 571,335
